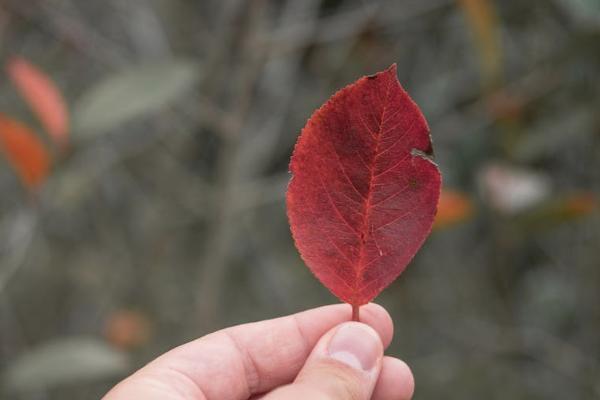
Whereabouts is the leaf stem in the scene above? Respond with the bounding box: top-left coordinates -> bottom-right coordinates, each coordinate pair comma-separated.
352,304 -> 360,322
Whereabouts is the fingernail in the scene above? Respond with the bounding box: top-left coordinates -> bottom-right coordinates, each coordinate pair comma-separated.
327,322 -> 381,371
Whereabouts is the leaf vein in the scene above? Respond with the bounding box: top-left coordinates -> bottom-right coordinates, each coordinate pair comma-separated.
373,210 -> 412,232
373,154 -> 410,179
327,141 -> 367,201
317,169 -> 362,238
371,185 -> 410,208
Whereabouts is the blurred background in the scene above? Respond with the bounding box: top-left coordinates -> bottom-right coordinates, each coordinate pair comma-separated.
0,0 -> 599,399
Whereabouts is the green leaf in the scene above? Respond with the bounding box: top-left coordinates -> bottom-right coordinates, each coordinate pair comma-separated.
74,60 -> 199,136
3,337 -> 130,392
558,0 -> 600,27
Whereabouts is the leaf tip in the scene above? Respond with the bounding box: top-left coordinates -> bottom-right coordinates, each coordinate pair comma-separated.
366,63 -> 397,81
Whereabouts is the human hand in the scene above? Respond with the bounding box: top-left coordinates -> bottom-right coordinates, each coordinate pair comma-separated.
103,303 -> 414,400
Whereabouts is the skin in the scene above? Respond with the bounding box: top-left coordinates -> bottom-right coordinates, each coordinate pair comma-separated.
103,303 -> 414,400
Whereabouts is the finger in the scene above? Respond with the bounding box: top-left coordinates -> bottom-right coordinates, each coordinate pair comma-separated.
251,356 -> 414,400
264,322 -> 383,400
372,356 -> 415,400
103,303 -> 393,400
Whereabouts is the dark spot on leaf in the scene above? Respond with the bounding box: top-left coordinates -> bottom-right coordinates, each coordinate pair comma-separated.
424,140 -> 434,156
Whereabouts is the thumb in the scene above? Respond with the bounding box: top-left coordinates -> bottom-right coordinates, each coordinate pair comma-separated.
265,321 -> 384,400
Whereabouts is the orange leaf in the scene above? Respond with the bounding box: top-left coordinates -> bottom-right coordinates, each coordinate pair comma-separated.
434,189 -> 474,230
0,114 -> 51,190
457,0 -> 503,89
6,57 -> 69,148
104,310 -> 151,350
516,192 -> 597,229
562,192 -> 597,217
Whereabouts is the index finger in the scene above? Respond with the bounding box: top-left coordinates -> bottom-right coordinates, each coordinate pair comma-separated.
104,303 -> 393,400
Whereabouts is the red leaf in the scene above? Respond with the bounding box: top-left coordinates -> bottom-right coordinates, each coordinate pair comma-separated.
0,114 -> 51,190
287,65 -> 441,316
6,57 -> 69,148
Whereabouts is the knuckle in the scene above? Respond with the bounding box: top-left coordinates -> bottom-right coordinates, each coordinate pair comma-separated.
266,384 -> 329,400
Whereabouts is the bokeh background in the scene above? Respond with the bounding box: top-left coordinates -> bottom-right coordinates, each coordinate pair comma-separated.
0,0 -> 599,399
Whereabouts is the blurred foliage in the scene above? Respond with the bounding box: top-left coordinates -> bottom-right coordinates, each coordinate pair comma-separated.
0,114 -> 50,191
4,337 -> 129,394
74,60 -> 199,136
0,0 -> 598,399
